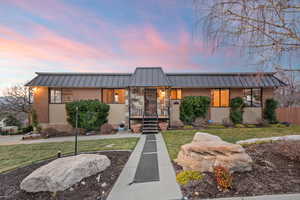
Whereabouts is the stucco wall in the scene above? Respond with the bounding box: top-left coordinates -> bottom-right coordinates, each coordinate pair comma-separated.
170,100 -> 181,126
49,104 -> 68,124
33,87 -> 49,123
182,88 -> 210,97
72,88 -> 101,101
243,107 -> 262,124
262,88 -> 274,107
210,107 -> 230,123
108,104 -> 127,125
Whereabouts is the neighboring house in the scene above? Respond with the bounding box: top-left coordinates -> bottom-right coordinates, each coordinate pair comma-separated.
25,67 -> 285,133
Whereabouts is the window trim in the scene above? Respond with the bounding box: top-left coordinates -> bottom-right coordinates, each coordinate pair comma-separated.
170,88 -> 182,100
243,88 -> 263,107
49,88 -> 63,104
211,88 -> 230,108
101,88 -> 126,104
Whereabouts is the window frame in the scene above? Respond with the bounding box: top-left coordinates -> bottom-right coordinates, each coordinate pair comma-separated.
170,88 -> 182,100
102,88 -> 126,104
243,88 -> 262,107
49,88 -> 63,104
211,88 -> 230,107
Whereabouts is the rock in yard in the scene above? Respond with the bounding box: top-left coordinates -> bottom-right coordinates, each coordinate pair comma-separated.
20,154 -> 110,192
175,132 -> 252,173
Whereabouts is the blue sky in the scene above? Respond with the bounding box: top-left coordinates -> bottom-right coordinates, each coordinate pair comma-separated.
0,0 -> 256,95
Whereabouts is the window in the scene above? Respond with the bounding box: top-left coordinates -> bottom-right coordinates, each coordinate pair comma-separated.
50,89 -> 62,103
211,89 -> 229,107
171,89 -> 182,100
102,89 -> 125,104
243,88 -> 262,107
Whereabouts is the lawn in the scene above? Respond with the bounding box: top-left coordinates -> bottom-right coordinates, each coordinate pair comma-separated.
163,125 -> 300,159
0,137 -> 138,173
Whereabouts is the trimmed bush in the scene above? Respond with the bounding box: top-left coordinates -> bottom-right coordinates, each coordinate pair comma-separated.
263,98 -> 278,124
4,115 -> 21,127
66,100 -> 109,131
176,170 -> 203,185
180,96 -> 210,125
230,97 -> 245,124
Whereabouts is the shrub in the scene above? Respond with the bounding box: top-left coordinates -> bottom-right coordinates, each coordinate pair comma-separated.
207,124 -> 226,129
246,124 -> 256,128
183,125 -> 193,129
31,109 -> 39,129
230,97 -> 245,124
100,123 -> 115,134
213,166 -> 233,191
180,96 -> 210,125
263,98 -> 278,124
235,124 -> 245,128
4,115 -> 21,127
66,100 -> 109,131
176,170 -> 203,185
22,125 -> 33,133
270,123 -> 286,128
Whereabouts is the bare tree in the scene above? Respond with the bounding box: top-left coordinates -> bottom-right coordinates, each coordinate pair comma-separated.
0,84 -> 32,124
194,0 -> 300,70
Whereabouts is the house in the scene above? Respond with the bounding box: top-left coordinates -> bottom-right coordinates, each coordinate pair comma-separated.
25,67 -> 285,133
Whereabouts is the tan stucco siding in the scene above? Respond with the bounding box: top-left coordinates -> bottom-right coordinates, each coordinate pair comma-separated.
72,88 -> 101,101
49,104 -> 68,124
108,104 -> 127,125
182,88 -> 210,97
210,107 -> 230,123
33,87 -> 49,123
262,88 -> 274,107
170,100 -> 181,126
243,107 -> 262,124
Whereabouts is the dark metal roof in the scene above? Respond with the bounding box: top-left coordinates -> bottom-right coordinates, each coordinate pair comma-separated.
166,73 -> 286,88
25,68 -> 286,88
25,73 -> 131,88
129,67 -> 171,86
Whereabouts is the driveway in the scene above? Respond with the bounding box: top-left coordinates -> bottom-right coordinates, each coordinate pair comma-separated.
0,132 -> 140,146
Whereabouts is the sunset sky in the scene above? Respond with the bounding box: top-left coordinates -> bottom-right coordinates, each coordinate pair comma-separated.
0,0 -> 258,95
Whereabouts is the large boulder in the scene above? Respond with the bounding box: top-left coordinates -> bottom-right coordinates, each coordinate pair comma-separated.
20,154 -> 110,192
175,132 -> 252,173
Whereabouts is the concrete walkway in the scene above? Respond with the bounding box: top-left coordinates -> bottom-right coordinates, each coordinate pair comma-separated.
0,132 -> 140,146
107,133 -> 182,200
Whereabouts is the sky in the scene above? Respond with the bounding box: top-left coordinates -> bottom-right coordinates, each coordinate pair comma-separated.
0,0 -> 256,95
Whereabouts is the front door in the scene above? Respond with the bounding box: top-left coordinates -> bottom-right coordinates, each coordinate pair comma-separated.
144,88 -> 157,116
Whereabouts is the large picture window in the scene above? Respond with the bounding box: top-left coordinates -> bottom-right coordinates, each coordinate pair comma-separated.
243,88 -> 262,107
50,89 -> 62,103
49,88 -> 73,104
171,89 -> 182,100
102,89 -> 125,104
211,89 -> 229,107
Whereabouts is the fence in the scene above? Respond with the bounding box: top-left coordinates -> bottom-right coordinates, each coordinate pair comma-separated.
276,107 -> 300,125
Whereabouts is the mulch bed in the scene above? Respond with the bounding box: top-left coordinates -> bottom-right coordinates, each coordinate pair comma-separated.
0,151 -> 130,200
174,141 -> 300,199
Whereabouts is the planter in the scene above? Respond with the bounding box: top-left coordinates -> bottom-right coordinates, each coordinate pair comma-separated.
131,124 -> 142,133
159,122 -> 168,131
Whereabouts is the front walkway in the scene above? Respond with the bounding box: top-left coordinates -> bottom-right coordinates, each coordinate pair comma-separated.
107,133 -> 182,200
0,132 -> 140,146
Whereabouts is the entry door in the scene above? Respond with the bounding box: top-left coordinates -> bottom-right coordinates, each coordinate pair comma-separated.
144,88 -> 157,116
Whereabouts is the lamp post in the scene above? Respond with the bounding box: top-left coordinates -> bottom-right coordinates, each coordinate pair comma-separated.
75,106 -> 78,155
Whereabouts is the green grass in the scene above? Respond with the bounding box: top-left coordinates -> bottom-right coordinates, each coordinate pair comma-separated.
163,125 -> 300,160
0,137 -> 138,173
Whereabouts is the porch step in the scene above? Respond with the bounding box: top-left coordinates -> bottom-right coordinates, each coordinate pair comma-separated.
142,118 -> 158,134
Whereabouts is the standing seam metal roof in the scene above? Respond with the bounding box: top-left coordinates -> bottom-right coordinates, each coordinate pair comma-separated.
25,67 -> 286,88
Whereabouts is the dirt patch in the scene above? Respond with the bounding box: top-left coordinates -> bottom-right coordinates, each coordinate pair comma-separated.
174,141 -> 300,199
0,151 -> 130,200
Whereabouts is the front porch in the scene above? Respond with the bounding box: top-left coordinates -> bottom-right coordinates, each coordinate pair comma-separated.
128,87 -> 171,131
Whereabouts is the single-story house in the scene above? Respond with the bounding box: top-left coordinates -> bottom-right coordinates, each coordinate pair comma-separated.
25,67 -> 285,133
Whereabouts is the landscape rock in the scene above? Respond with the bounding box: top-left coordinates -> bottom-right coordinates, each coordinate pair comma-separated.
100,123 -> 115,135
192,117 -> 208,128
236,135 -> 300,145
175,132 -> 252,173
20,154 -> 110,192
131,123 -> 142,133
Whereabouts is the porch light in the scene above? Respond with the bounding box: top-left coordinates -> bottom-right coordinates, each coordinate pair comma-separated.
32,87 -> 39,93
